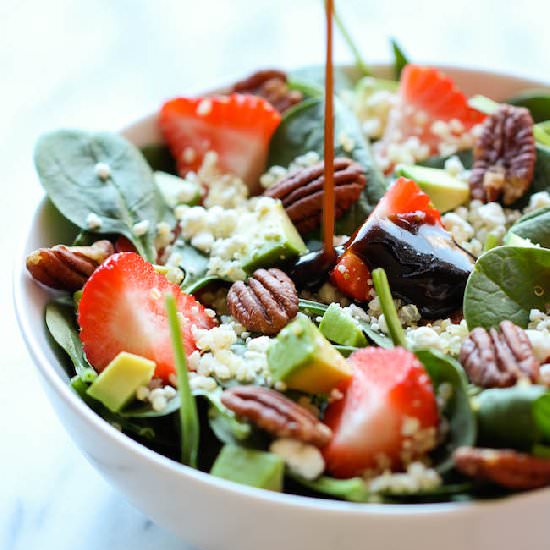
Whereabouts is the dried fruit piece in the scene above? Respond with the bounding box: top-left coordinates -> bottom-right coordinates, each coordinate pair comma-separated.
459,320 -> 540,388
221,385 -> 332,447
265,158 -> 367,234
227,268 -> 298,336
26,240 -> 114,291
469,104 -> 536,205
454,446 -> 550,489
232,69 -> 303,114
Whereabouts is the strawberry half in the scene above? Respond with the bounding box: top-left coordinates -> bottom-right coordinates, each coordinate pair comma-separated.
323,347 -> 439,478
78,252 -> 216,382
377,65 -> 486,166
159,94 -> 281,189
331,177 -> 441,301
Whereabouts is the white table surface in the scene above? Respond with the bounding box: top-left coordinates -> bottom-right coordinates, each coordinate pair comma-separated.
2,0 -> 550,548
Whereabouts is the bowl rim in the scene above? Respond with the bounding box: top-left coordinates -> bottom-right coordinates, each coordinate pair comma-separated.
14,62 -> 550,518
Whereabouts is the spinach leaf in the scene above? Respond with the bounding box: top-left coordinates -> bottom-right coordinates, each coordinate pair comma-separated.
420,149 -> 473,170
298,298 -> 328,317
415,350 -> 476,472
140,143 -> 177,174
268,97 -> 387,234
170,241 -> 210,289
390,38 -> 409,80
288,66 -> 358,94
533,393 -> 550,442
120,396 -> 181,418
506,207 -> 550,248
45,301 -> 96,383
507,90 -> 550,123
463,246 -> 550,329
34,130 -> 172,262
475,385 -> 547,451
287,79 -> 324,100
291,473 -> 370,503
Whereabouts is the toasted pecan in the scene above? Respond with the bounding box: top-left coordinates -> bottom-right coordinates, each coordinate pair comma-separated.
459,321 -> 540,388
227,268 -> 298,336
454,447 -> 550,490
265,157 -> 366,234
26,240 -> 114,291
221,385 -> 332,447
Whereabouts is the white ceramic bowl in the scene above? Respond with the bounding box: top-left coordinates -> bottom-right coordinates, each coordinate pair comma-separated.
15,65 -> 550,550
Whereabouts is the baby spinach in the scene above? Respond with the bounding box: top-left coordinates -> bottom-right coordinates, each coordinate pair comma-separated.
507,90 -> 550,123
291,473 -> 370,503
533,393 -> 550,442
415,350 -> 476,472
268,97 -> 387,234
34,130 -> 172,262
390,38 -> 409,80
534,121 -> 550,147
288,66 -> 357,94
506,207 -> 550,248
475,385 -> 547,451
513,143 -> 550,209
45,301 -> 96,383
140,143 -> 177,174
463,246 -> 550,330
420,149 -> 473,170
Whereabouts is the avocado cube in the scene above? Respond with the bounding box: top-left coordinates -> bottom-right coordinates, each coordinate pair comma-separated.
86,352 -> 155,412
267,315 -> 352,394
241,200 -> 307,273
210,445 -> 284,492
319,303 -> 367,347
395,164 -> 470,213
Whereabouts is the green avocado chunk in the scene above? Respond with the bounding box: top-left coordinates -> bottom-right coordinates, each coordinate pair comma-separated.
86,351 -> 155,412
395,164 -> 470,213
267,314 -> 352,394
241,200 -> 307,273
319,303 -> 367,347
210,445 -> 284,491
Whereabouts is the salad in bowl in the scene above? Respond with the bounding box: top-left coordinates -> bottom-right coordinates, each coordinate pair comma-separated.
22,34 -> 550,510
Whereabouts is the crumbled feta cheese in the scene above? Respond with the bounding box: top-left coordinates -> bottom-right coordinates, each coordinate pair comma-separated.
366,462 -> 441,494
526,191 -> 550,212
86,212 -> 103,230
338,130 -> 355,153
270,439 -> 325,480
94,162 -> 111,180
526,330 -> 550,363
132,219 -> 150,237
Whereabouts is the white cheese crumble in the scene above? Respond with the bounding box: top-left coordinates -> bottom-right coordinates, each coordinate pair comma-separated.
269,438 -> 325,480
86,212 -> 103,230
366,462 -> 441,494
136,383 -> 177,412
132,219 -> 150,237
94,162 -> 111,181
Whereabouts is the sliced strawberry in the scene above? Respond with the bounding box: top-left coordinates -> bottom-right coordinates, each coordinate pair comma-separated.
331,178 -> 441,301
373,177 -> 441,226
159,94 -> 281,188
78,252 -> 216,382
323,347 -> 439,478
330,250 -> 372,302
377,65 -> 486,166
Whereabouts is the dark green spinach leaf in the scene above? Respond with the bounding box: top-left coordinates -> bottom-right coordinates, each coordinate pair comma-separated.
506,207 -> 550,248
141,143 -> 177,174
415,349 -> 476,472
34,130 -> 172,262
533,393 -> 550,442
45,301 -> 96,383
507,90 -> 550,123
463,246 -> 550,329
475,385 -> 547,451
268,97 -> 387,234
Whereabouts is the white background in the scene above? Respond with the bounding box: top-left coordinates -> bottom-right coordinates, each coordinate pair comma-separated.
2,0 -> 550,548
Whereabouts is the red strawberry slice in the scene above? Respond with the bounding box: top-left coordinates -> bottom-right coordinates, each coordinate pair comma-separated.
377,65 -> 486,165
323,347 -> 439,478
78,252 -> 216,382
373,176 -> 441,226
331,178 -> 440,300
159,94 -> 281,189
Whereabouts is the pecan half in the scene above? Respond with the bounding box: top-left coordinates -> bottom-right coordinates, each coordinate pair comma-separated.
265,158 -> 367,234
26,240 -> 114,291
227,268 -> 298,335
232,69 -> 303,114
221,385 -> 332,447
459,321 -> 540,388
454,447 -> 550,490
469,104 -> 536,205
